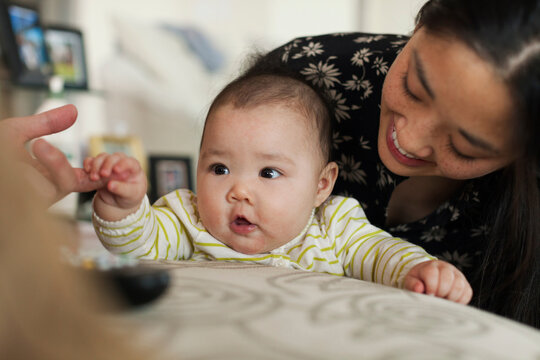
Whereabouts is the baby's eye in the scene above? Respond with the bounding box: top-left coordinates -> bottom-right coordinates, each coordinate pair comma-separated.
211,164 -> 229,175
260,168 -> 281,179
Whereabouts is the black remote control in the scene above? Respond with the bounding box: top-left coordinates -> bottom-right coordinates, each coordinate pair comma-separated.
74,264 -> 170,309
104,265 -> 170,307
62,242 -> 170,308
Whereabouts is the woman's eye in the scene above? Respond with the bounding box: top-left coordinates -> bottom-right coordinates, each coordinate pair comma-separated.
260,168 -> 281,179
401,72 -> 421,102
446,139 -> 476,162
211,164 -> 229,175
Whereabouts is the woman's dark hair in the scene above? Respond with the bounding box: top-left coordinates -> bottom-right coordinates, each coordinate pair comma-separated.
204,54 -> 335,164
417,0 -> 540,328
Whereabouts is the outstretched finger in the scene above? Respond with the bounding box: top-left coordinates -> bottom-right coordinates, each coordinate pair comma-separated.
7,105 -> 77,145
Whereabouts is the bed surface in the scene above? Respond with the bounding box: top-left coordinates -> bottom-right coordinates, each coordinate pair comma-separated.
117,260 -> 540,360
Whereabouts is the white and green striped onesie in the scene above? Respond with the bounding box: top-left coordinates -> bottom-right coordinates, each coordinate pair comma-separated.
93,189 -> 434,288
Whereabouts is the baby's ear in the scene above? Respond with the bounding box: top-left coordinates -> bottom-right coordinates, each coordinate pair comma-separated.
314,162 -> 338,207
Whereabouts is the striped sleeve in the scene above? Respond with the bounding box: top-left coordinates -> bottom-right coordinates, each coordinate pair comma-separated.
329,197 -> 435,288
92,195 -> 194,260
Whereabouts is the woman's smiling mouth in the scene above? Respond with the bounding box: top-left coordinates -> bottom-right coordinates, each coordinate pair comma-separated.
392,125 -> 419,159
386,119 -> 432,167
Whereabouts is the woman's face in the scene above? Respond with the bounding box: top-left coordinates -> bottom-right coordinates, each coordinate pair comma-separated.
378,28 -> 519,179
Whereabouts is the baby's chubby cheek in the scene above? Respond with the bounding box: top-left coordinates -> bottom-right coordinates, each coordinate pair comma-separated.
195,200 -> 214,230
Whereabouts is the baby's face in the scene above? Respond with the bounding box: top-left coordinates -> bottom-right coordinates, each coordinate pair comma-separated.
196,103 -> 328,254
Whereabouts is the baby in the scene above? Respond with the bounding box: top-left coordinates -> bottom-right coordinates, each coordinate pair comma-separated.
87,58 -> 472,304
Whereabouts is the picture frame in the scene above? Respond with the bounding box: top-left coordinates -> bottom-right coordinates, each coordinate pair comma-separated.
89,135 -> 147,174
148,155 -> 193,203
0,1 -> 53,87
43,25 -> 88,89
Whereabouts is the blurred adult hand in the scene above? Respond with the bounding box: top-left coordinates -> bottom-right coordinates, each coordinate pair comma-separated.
0,104 -> 105,205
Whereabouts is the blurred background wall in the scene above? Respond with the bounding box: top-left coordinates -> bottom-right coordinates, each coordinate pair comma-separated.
38,0 -> 427,90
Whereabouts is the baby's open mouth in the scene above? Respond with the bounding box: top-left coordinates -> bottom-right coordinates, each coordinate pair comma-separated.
234,217 -> 252,226
230,216 -> 257,235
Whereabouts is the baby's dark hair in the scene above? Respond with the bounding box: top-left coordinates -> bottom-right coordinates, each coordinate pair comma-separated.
204,53 -> 334,164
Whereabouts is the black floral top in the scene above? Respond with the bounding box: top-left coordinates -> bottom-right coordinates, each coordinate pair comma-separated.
268,33 -> 497,283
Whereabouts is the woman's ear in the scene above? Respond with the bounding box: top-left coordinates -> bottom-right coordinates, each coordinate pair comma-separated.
314,161 -> 339,207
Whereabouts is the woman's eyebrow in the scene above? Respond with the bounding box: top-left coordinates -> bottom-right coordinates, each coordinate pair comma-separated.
458,129 -> 500,154
412,49 -> 436,99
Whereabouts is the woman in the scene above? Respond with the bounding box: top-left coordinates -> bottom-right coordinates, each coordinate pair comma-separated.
266,0 -> 539,327
3,0 -> 538,327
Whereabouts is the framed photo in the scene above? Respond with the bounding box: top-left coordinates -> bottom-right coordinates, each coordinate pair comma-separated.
0,1 -> 53,87
89,135 -> 147,173
148,155 -> 193,203
43,25 -> 88,89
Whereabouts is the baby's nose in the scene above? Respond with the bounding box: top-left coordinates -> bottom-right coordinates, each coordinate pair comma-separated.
226,181 -> 253,204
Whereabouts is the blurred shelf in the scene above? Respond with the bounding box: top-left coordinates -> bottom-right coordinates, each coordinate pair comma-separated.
0,77 -> 106,119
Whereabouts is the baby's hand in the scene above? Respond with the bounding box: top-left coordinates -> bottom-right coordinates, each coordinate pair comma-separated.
84,152 -> 147,213
403,260 -> 472,304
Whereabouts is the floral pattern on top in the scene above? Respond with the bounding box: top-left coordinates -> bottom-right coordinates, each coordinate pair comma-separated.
268,33 -> 498,282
